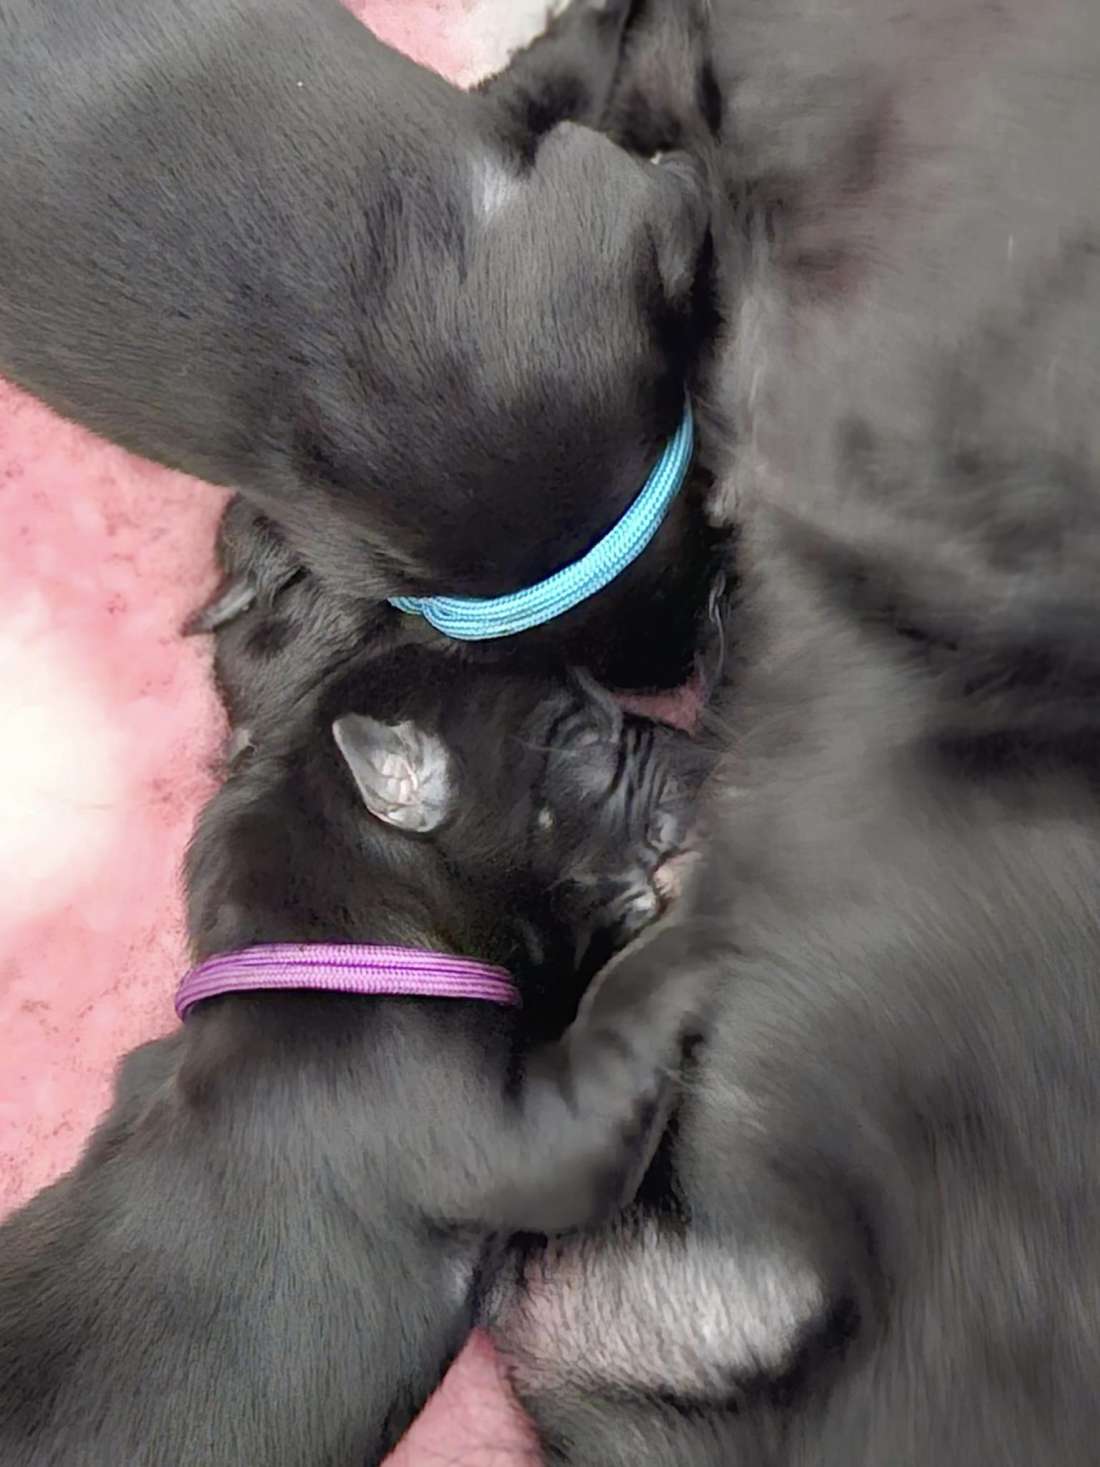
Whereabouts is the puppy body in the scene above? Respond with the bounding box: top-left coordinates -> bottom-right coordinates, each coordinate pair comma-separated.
202,497 -> 714,967
0,622 -> 709,1465
494,592 -> 1100,1467
487,1 -> 1100,1461
0,0 -> 717,687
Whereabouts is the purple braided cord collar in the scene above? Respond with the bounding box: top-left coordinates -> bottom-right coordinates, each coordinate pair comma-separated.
175,942 -> 519,1020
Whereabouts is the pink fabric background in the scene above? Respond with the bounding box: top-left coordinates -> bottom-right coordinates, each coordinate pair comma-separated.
0,3 -> 552,1460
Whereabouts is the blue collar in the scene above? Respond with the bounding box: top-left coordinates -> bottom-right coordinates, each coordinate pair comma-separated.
389,403 -> 695,642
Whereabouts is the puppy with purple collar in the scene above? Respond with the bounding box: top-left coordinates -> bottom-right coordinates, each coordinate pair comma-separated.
0,561 -> 710,1466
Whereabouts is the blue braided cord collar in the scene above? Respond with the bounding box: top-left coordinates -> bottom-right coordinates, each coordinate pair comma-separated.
389,402 -> 695,642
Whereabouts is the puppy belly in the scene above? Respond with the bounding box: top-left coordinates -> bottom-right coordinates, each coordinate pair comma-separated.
487,1216 -> 825,1403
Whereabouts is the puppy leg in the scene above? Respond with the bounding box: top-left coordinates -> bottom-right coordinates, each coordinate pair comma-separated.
477,0 -> 637,136
74,1035 -> 185,1173
428,925 -> 712,1233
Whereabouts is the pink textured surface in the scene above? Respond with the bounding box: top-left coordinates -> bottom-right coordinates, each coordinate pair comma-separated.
1,3 -> 546,1462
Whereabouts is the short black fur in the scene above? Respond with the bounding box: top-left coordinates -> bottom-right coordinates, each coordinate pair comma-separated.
0,0 -> 722,688
486,2 -> 1100,1462
0,523 -> 710,1467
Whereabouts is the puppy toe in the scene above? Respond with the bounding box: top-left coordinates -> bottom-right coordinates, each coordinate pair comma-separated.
653,848 -> 703,907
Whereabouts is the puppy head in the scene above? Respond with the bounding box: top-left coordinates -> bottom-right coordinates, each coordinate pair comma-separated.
187,649 -> 701,1012
521,674 -> 707,961
273,123 -> 718,691
329,664 -> 701,965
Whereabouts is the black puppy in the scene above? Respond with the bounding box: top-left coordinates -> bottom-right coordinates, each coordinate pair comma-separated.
0,0 -> 717,689
201,493 -> 710,966
0,617 -> 709,1466
485,1 -> 1100,1463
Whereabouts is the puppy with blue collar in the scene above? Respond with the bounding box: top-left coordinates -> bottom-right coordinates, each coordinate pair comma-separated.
0,0 -> 721,690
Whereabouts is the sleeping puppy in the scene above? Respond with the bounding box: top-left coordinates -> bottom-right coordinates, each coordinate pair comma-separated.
484,1 -> 1100,1463
199,494 -> 712,974
0,0 -> 718,689
0,631 -> 709,1466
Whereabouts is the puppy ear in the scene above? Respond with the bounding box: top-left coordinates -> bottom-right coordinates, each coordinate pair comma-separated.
332,715 -> 457,833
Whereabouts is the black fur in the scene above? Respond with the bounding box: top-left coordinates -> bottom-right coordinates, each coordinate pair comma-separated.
0,569 -> 712,1467
200,498 -> 715,991
486,2 -> 1100,1463
0,0 -> 721,688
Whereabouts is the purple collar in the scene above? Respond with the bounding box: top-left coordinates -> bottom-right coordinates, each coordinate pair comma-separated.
175,943 -> 519,1020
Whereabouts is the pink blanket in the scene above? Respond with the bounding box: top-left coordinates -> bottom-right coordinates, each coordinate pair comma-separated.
0,3 -> 552,1460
